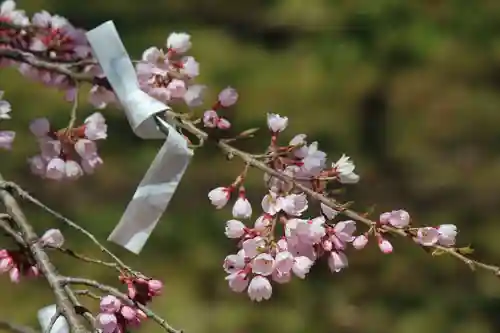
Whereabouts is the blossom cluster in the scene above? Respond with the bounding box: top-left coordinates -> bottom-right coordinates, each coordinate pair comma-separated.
96,277 -> 163,333
27,112 -> 107,180
208,115 -> 459,301
0,228 -> 64,283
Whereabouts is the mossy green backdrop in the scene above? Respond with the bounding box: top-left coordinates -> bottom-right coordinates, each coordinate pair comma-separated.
2,0 -> 500,332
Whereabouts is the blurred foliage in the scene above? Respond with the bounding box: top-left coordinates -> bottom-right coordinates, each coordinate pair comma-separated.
2,0 -> 500,332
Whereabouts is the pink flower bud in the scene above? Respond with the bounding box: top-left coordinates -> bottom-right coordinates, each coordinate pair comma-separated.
166,32 -> 191,53
218,87 -> 238,107
27,265 -> 39,277
232,196 -> 252,219
29,118 -> 50,137
208,187 -> 231,209
203,110 -> 218,128
352,235 -> 368,250
120,306 -> 137,321
0,249 -> 9,259
148,279 -> 163,295
266,113 -> 288,133
96,313 -> 118,333
100,295 -> 122,313
378,238 -> 393,254
9,267 -> 20,283
0,257 -> 13,273
225,219 -> 246,238
217,117 -> 231,130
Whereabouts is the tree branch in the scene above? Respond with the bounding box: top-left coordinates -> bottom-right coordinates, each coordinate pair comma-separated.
0,173 -> 88,333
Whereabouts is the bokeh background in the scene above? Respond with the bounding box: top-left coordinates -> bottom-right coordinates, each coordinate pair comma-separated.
2,0 -> 500,332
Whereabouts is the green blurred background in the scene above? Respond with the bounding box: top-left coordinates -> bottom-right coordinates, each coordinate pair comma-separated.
2,0 -> 500,332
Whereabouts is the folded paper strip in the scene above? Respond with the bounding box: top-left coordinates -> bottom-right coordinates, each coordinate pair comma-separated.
85,21 -> 193,254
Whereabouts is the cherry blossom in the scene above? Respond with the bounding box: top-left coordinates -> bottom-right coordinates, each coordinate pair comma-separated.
218,87 -> 238,107
166,32 -> 192,54
40,228 -> 65,248
27,112 -> 106,180
267,113 -> 288,133
333,154 -> 360,184
380,210 -> 410,228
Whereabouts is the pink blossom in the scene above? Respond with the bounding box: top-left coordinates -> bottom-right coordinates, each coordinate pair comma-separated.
0,131 -> 14,150
232,195 -> 252,219
225,219 -> 246,238
208,186 -> 231,208
148,279 -> 163,296
65,160 -> 84,179
289,134 -> 308,158
328,251 -> 348,272
218,87 -> 238,107
166,32 -> 192,53
247,275 -> 272,302
333,154 -> 359,184
100,295 -> 121,313
0,0 -> 29,26
380,210 -> 410,228
9,266 -> 20,283
242,236 -> 265,258
29,118 -> 50,137
0,252 -> 13,273
272,270 -> 292,284
280,193 -> 308,216
88,85 -> 116,109
251,253 -> 275,276
437,224 -> 457,246
81,154 -> 103,174
40,228 -> 64,248
142,47 -> 168,67
254,214 -> 271,231
182,56 -> 199,78
0,91 -> 11,119
415,227 -> 440,246
225,271 -> 249,293
274,251 -> 294,273
96,313 -> 118,333
74,139 -> 97,159
223,251 -> 245,274
217,117 -> 231,130
332,220 -> 356,243
301,142 -> 327,176
84,112 -> 107,140
292,256 -> 314,278
321,203 -> 338,220
378,238 -> 393,254
261,191 -> 282,215
352,235 -> 368,250
166,79 -> 187,98
267,113 -> 288,133
203,110 -> 218,128
183,84 -> 205,107
45,158 -> 66,180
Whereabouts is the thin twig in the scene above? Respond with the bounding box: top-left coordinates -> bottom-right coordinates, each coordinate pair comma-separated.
0,181 -> 142,278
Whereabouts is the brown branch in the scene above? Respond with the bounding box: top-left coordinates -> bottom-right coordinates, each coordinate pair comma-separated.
0,173 -> 88,333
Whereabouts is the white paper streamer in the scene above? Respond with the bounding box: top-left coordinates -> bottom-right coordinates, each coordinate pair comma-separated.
37,305 -> 69,333
85,21 -> 193,254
